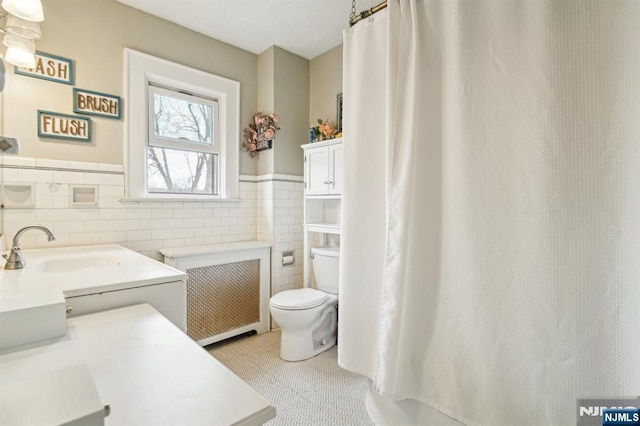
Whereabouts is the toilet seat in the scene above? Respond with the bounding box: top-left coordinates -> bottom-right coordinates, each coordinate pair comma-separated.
270,288 -> 327,310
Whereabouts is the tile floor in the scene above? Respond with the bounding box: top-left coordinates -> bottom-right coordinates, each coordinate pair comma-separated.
208,330 -> 373,426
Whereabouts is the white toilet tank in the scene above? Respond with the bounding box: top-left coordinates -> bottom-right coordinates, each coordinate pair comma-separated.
311,246 -> 340,295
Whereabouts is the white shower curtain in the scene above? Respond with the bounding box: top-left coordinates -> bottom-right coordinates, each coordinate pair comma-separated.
339,1 -> 640,425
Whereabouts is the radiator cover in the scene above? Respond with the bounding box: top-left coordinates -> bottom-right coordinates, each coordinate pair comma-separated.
160,242 -> 271,346
186,259 -> 260,341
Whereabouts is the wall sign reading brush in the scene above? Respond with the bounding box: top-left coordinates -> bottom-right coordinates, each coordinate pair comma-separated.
73,88 -> 122,119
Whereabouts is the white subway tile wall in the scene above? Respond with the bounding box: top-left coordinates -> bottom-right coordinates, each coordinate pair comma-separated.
257,175 -> 304,297
1,158 -> 302,279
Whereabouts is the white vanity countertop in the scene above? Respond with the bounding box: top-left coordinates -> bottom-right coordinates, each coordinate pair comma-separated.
0,244 -> 187,305
0,304 -> 276,425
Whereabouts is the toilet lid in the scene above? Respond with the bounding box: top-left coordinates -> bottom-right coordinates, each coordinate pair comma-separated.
270,288 -> 327,310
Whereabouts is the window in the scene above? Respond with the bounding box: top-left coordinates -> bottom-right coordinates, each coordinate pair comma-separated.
124,49 -> 240,200
147,85 -> 218,195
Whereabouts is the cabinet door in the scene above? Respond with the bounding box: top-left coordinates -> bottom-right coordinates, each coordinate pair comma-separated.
328,144 -> 343,195
65,281 -> 186,331
305,147 -> 329,195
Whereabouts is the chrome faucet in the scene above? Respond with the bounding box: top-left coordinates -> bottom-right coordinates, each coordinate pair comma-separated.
3,225 -> 56,270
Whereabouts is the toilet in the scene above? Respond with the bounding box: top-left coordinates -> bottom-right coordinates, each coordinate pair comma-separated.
269,246 -> 339,362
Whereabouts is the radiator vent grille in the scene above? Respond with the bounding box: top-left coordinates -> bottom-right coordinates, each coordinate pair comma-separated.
186,259 -> 261,341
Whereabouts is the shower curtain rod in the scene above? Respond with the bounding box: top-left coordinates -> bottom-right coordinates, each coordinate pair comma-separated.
349,1 -> 388,27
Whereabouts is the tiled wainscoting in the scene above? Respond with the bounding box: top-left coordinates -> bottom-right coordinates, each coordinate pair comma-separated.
0,157 -> 304,296
257,175 -> 304,296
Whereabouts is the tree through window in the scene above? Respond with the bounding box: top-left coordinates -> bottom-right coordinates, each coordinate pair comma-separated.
147,84 -> 218,195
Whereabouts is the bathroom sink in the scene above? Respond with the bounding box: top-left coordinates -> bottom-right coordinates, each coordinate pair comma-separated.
0,244 -> 186,349
32,257 -> 121,274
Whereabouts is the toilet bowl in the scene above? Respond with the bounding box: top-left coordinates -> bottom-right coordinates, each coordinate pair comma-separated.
269,246 -> 339,361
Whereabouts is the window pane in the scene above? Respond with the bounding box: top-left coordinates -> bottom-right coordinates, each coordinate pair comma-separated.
148,147 -> 217,195
152,91 -> 213,145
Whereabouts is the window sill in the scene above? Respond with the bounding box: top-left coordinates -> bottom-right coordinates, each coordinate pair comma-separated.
119,196 -> 244,204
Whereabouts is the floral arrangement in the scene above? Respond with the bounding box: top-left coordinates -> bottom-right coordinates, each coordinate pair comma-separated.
242,112 -> 280,158
310,118 -> 339,142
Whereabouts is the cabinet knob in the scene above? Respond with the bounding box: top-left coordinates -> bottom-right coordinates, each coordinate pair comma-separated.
66,307 -> 73,315
324,181 -> 330,185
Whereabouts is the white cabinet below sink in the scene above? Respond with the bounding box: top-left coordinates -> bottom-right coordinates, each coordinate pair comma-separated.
65,280 -> 186,331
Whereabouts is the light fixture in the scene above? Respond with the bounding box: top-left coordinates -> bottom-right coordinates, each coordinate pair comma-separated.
6,15 -> 41,39
2,33 -> 35,68
3,33 -> 34,51
5,46 -> 35,68
0,3 -> 44,69
1,0 -> 44,22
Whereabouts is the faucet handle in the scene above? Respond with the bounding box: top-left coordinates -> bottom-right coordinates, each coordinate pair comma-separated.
3,247 -> 26,270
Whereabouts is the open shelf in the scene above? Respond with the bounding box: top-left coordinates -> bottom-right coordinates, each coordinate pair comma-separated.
305,198 -> 340,226
304,223 -> 341,234
304,194 -> 342,200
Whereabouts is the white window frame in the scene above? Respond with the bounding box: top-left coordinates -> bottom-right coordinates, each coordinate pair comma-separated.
124,48 -> 240,200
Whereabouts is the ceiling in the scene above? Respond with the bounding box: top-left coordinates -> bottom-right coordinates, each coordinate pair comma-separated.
116,0 -> 380,60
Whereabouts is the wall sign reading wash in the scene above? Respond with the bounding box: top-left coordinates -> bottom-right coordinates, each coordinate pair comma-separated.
38,110 -> 91,142
15,52 -> 74,85
73,88 -> 121,119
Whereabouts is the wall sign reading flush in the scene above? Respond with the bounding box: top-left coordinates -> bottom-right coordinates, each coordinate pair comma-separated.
38,110 -> 91,142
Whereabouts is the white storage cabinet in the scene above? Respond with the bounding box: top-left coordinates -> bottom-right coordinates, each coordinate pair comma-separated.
302,138 -> 343,287
304,138 -> 343,196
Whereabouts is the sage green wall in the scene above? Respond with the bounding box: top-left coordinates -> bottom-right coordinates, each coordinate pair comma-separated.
256,46 -> 309,177
309,44 -> 343,128
256,47 -> 275,176
3,0 -> 258,175
2,0 -> 342,175
273,47 -> 309,176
